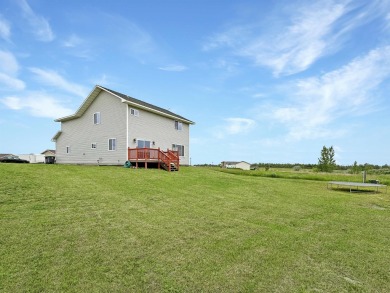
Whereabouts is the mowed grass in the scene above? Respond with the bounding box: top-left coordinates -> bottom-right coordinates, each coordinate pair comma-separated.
0,164 -> 389,292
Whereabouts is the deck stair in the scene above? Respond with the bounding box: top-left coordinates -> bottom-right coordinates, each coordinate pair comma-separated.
127,147 -> 180,172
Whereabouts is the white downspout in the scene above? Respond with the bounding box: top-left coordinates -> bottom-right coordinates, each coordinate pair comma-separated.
126,104 -> 129,160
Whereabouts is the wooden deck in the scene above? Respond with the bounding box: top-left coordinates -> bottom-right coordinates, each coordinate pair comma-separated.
127,148 -> 180,171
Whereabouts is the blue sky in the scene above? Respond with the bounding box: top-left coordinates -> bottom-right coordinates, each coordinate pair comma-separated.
1,0 -> 389,165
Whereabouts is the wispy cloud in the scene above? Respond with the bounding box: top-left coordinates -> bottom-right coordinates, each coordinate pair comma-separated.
265,46 -> 390,140
0,51 -> 20,75
17,0 -> 54,42
204,0 -> 389,76
61,34 -> 94,59
0,15 -> 11,41
62,34 -> 83,48
29,67 -> 89,97
214,117 -> 256,139
0,73 -> 25,91
0,50 -> 25,90
99,13 -> 157,61
1,92 -> 73,119
158,65 -> 188,72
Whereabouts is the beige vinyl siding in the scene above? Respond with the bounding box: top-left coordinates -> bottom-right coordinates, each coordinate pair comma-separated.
56,91 -> 127,165
127,106 -> 191,165
235,162 -> 251,170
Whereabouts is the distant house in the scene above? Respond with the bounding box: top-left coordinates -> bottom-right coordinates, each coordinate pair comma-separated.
41,149 -> 56,164
52,85 -> 194,170
221,161 -> 251,171
18,154 -> 45,163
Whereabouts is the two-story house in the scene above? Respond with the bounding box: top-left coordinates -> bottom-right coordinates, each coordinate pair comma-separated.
52,85 -> 194,170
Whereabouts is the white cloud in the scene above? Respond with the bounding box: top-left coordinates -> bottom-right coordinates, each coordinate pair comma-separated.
215,117 -> 256,138
225,118 -> 256,134
158,65 -> 188,72
61,34 -> 94,59
0,15 -> 11,41
385,12 -> 390,31
17,0 -> 54,42
245,1 -> 348,76
0,50 -> 20,75
0,73 -> 25,91
0,50 -> 25,90
1,92 -> 73,119
100,13 -> 156,60
29,67 -> 89,97
204,0 -> 388,76
266,46 -> 390,140
62,34 -> 83,48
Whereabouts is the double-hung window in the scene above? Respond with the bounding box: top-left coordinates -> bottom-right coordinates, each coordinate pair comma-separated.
108,138 -> 116,151
174,120 -> 183,131
93,112 -> 101,124
172,144 -> 184,156
130,108 -> 139,116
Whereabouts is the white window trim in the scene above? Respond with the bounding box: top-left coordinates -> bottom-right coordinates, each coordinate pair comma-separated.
93,112 -> 101,125
130,108 -> 139,117
108,138 -> 116,151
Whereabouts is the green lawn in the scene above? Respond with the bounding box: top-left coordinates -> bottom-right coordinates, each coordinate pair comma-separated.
0,164 -> 389,292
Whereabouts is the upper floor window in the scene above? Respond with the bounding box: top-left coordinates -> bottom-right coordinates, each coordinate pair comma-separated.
175,120 -> 183,131
93,112 -> 101,124
108,138 -> 116,151
130,108 -> 139,116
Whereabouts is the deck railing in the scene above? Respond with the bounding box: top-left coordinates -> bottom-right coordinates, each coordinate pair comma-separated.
127,148 -> 179,171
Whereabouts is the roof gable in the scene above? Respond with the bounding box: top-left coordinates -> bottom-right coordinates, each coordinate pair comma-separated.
55,85 -> 194,124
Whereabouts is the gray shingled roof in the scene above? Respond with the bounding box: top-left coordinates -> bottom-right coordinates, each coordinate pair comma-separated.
55,85 -> 194,124
100,86 -> 194,124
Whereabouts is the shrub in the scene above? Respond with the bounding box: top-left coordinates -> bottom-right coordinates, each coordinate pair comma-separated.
293,165 -> 301,172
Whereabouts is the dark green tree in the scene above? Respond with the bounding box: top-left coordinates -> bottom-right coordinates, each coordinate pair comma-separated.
351,161 -> 360,174
317,146 -> 336,172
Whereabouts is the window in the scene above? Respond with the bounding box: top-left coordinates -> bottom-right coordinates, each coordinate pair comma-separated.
174,120 -> 183,131
137,140 -> 151,148
172,144 -> 184,156
108,138 -> 116,151
130,108 -> 139,116
93,112 -> 101,124
91,143 -> 97,149
66,146 -> 71,154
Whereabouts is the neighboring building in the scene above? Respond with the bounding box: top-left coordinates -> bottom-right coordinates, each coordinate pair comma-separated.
221,161 -> 252,171
41,149 -> 56,164
18,154 -> 45,163
52,85 -> 194,167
